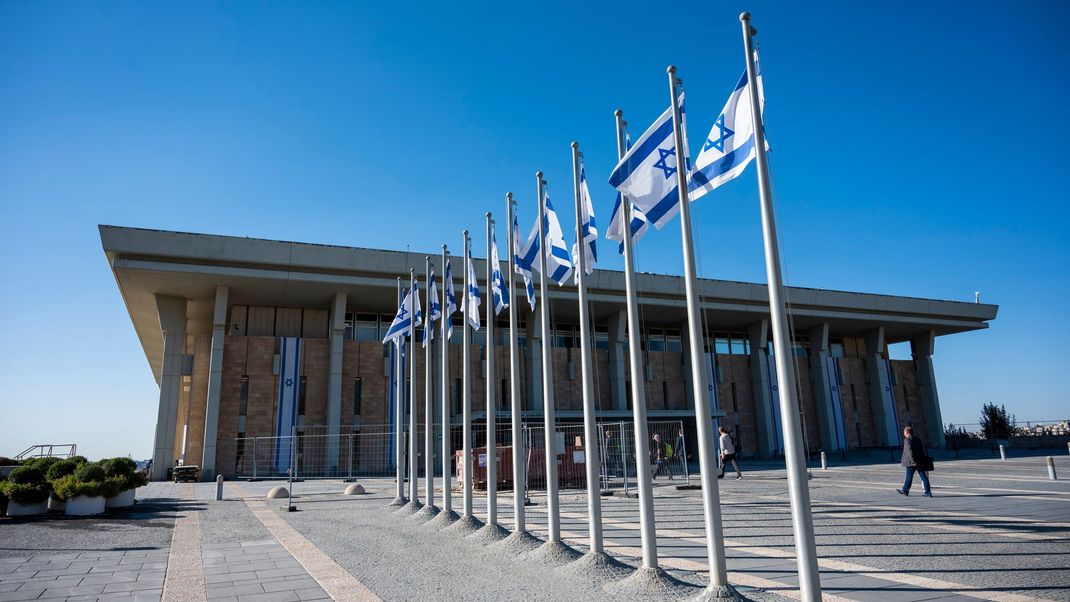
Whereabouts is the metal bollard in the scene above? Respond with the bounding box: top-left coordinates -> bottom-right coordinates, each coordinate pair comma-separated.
1048,456 -> 1057,480
999,444 -> 1007,461
215,475 -> 224,500
820,451 -> 828,470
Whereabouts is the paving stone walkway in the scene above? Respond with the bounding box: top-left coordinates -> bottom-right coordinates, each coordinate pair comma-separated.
202,541 -> 328,601
0,550 -> 167,602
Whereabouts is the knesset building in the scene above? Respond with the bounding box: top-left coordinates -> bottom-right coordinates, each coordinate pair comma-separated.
101,225 -> 997,481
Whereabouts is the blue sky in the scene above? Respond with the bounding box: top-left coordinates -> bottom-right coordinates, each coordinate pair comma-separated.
2,1 -> 1067,459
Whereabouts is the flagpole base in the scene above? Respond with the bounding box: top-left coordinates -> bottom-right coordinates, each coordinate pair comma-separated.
691,583 -> 745,601
468,522 -> 510,543
557,551 -> 633,581
422,508 -> 460,530
603,566 -> 702,599
409,504 -> 439,522
395,500 -> 423,515
525,540 -> 582,566
387,496 -> 408,508
491,530 -> 543,555
442,514 -> 483,536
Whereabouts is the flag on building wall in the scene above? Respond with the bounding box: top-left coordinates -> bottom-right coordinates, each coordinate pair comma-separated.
273,336 -> 302,473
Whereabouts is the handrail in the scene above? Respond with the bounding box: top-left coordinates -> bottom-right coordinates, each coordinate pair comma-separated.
14,444 -> 77,460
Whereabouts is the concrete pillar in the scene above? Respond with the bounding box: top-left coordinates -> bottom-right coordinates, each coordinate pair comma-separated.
200,286 -> 229,481
326,292 -> 347,473
807,323 -> 840,452
747,320 -> 776,458
679,320 -> 695,409
607,311 -> 627,411
864,327 -> 898,447
525,311 -> 542,413
152,295 -> 188,481
911,330 -> 945,449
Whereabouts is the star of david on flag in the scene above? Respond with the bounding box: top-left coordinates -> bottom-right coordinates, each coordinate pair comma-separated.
689,55 -> 767,201
606,129 -> 652,253
382,285 -> 420,344
460,251 -> 481,330
513,210 -> 536,310
444,258 -> 458,339
490,223 -> 509,316
607,93 -> 691,231
423,271 -> 441,348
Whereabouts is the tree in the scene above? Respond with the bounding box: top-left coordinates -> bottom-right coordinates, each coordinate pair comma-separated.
979,403 -> 1015,439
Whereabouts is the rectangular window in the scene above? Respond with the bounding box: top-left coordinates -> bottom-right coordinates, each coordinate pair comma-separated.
830,338 -> 845,358
554,328 -> 574,348
715,336 -> 731,355
239,375 -> 249,416
298,376 -> 308,416
593,329 -> 609,351
353,377 -> 362,416
730,337 -> 749,355
355,313 -> 378,341
647,329 -> 664,352
792,342 -> 809,357
664,329 -> 682,353
344,312 -> 355,340
450,318 -> 464,345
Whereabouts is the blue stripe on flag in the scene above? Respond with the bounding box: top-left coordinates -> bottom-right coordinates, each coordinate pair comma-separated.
608,118 -> 675,187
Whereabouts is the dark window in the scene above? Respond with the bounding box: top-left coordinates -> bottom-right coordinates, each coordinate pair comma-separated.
239,375 -> 249,415
594,330 -> 609,351
454,378 -> 462,415
662,381 -> 669,408
665,329 -> 682,353
353,377 -> 362,415
501,379 -> 509,410
730,382 -> 738,413
355,313 -> 378,341
625,380 -> 632,411
344,312 -> 355,340
647,329 -> 665,352
298,376 -> 308,416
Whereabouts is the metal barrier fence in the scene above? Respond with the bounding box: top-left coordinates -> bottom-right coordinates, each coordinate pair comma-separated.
224,420 -> 688,493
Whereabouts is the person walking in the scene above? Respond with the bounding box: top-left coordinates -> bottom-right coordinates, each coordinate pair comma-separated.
651,434 -> 673,480
717,426 -> 742,480
674,428 -> 687,476
897,426 -> 933,497
603,429 -> 621,478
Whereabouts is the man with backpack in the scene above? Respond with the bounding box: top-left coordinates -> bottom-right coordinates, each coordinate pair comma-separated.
717,426 -> 742,480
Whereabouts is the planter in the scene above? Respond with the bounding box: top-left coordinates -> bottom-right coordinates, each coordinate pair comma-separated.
6,499 -> 47,516
47,495 -> 67,513
105,488 -> 135,508
65,495 -> 106,516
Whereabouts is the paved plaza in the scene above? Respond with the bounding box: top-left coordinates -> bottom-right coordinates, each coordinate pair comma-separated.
1,452 -> 1068,601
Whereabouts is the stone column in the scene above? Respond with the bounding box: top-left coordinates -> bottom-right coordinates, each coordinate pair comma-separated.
326,292 -> 347,473
807,323 -> 840,452
679,320 -> 695,409
607,310 -> 627,411
911,330 -> 945,449
747,320 -> 776,458
152,295 -> 188,481
864,327 -> 898,447
525,310 -> 542,413
199,286 -> 229,481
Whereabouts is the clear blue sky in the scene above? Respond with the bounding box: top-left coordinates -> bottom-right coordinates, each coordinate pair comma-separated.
2,1 -> 1067,459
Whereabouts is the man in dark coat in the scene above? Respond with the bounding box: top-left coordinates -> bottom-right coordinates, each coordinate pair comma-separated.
897,426 -> 933,497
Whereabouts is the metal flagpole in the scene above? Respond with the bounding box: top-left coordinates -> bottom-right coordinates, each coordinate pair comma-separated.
441,245 -> 455,519
462,230 -> 474,519
506,193 -> 526,533
425,256 -> 436,510
484,213 -> 499,528
392,277 -> 406,505
666,65 -> 733,595
571,142 -> 604,555
615,110 -> 659,570
409,269 -> 420,507
740,12 -> 821,599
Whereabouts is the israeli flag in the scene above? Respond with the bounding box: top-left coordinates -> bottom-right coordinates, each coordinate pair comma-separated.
382,286 -> 419,344
444,259 -> 458,339
490,224 -> 509,315
424,271 -> 441,348
572,160 -> 598,276
541,190 -> 574,286
513,212 -> 536,310
605,130 -> 651,253
607,94 -> 690,230
460,252 -> 481,330
689,61 -> 765,200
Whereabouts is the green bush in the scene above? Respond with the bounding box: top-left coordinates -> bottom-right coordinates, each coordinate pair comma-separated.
0,472 -> 7,514
22,457 -> 61,472
46,460 -> 79,481
75,464 -> 106,483
0,457 -> 18,466
102,457 -> 137,478
52,474 -> 103,500
100,477 -> 126,499
69,455 -> 88,466
0,467 -> 51,505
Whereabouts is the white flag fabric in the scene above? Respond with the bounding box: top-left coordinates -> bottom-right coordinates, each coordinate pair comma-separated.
382,287 -> 419,343
573,160 -> 598,276
513,212 -> 536,310
540,190 -> 574,286
607,93 -> 689,230
689,60 -> 765,201
605,192 -> 651,253
424,271 -> 441,348
490,224 -> 509,315
460,252 -> 481,330
444,259 -> 458,339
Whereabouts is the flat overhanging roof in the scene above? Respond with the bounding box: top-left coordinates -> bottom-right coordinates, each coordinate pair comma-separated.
100,225 -> 998,384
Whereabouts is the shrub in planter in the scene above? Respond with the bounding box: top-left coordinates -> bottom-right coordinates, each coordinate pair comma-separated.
22,457 -> 62,473
52,471 -> 106,516
1,467 -> 51,516
101,458 -> 146,508
45,460 -> 79,512
0,473 -> 7,515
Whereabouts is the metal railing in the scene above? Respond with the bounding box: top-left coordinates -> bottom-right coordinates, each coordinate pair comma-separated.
15,444 -> 77,460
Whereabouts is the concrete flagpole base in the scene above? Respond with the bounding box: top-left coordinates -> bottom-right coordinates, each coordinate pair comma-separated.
395,500 -> 423,515
491,530 -> 543,555
602,566 -> 702,599
443,514 -> 484,536
409,504 -> 440,522
387,496 -> 408,508
690,583 -> 745,601
557,551 -> 633,581
525,540 -> 582,566
467,522 -> 509,543
422,508 -> 460,530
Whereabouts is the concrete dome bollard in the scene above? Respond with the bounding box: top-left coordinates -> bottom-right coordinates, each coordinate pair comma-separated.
344,484 -> 365,495
267,486 -> 289,499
